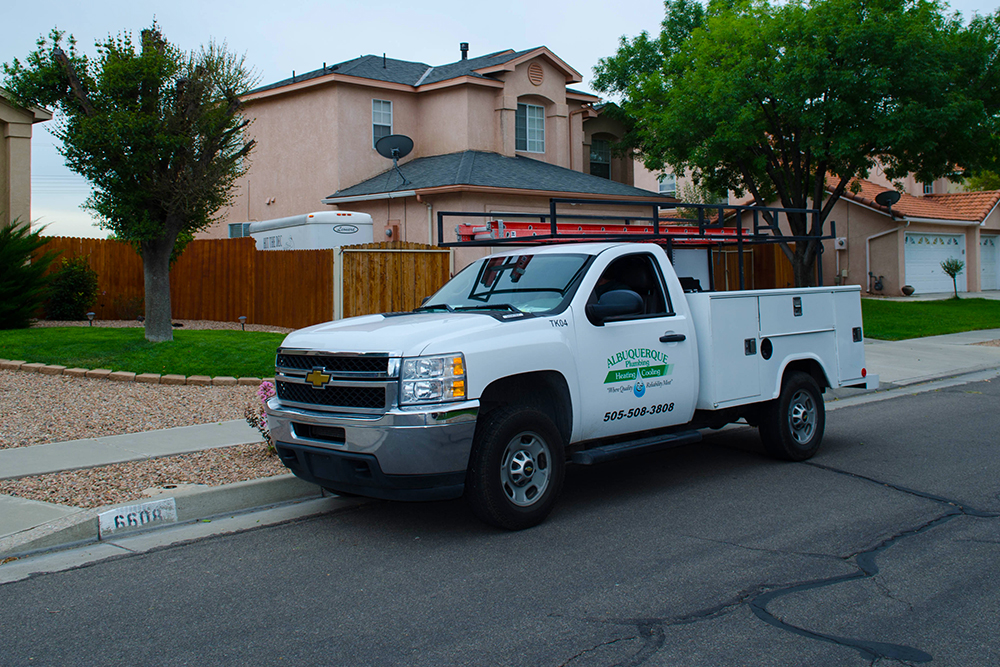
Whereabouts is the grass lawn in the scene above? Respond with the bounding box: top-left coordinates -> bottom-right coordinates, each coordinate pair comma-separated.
0,328 -> 287,378
862,298 -> 1000,341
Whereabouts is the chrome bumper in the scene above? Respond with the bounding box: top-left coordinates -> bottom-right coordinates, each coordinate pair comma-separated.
264,397 -> 479,476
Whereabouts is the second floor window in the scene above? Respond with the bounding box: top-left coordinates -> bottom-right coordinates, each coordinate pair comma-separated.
590,139 -> 611,179
516,103 -> 545,153
659,173 -> 677,197
923,182 -> 934,194
373,99 -> 392,148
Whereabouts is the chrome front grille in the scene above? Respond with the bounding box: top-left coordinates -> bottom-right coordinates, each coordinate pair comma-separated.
275,349 -> 398,414
276,381 -> 386,409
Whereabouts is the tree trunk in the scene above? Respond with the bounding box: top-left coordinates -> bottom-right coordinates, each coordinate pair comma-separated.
141,236 -> 176,343
792,241 -> 818,288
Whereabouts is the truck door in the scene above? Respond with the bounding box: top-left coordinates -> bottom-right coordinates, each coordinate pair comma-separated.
573,252 -> 697,441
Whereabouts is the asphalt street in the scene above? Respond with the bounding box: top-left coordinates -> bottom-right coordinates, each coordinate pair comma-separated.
1,377 -> 998,666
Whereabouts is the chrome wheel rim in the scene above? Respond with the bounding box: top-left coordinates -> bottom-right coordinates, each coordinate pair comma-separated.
788,389 -> 816,444
500,431 -> 551,507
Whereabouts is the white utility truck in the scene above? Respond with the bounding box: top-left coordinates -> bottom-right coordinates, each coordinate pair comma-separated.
265,237 -> 875,529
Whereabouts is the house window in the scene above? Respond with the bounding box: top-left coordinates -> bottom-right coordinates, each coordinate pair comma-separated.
515,103 -> 545,153
923,182 -> 934,194
228,223 -> 251,238
372,99 -> 392,148
590,139 -> 611,179
658,173 -> 677,197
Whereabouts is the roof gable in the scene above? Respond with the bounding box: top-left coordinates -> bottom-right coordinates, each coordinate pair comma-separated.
249,47 -> 583,96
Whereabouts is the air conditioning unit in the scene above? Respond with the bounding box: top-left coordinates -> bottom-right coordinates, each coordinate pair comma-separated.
835,237 -> 848,250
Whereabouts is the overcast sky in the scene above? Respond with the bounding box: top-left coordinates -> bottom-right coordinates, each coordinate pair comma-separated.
2,0 -> 997,238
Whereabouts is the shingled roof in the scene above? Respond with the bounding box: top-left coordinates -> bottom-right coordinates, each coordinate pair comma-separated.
251,48 -> 555,95
324,151 -> 669,202
834,177 -> 1000,223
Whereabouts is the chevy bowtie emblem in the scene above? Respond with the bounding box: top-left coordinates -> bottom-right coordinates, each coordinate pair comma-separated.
305,367 -> 331,389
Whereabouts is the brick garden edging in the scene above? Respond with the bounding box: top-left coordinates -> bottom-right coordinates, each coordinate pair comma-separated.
0,359 -> 273,386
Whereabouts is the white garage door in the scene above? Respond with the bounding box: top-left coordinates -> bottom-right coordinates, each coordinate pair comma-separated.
982,236 -> 999,291
904,233 -> 966,294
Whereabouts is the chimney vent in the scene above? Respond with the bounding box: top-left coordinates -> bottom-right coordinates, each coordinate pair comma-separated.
460,43 -> 469,60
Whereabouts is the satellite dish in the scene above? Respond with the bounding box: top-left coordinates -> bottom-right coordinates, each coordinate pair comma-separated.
375,134 -> 414,189
874,190 -> 901,208
375,134 -> 414,161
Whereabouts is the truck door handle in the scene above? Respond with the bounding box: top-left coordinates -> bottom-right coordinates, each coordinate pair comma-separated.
659,333 -> 686,343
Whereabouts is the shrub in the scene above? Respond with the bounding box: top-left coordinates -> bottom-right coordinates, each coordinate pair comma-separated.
0,221 -> 59,329
244,381 -> 277,454
46,256 -> 100,320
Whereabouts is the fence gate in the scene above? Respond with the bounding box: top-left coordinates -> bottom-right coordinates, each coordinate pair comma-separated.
336,241 -> 452,319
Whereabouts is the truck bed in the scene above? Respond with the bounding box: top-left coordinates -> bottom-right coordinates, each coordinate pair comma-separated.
685,286 -> 867,410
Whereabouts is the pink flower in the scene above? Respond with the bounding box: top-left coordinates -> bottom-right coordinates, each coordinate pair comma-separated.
257,380 -> 276,405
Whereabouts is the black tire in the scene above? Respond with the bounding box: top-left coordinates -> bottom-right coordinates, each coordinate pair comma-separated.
465,406 -> 565,530
758,371 -> 825,461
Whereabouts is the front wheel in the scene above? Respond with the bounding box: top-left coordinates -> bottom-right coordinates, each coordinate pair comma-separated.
465,406 -> 565,530
759,371 -> 825,461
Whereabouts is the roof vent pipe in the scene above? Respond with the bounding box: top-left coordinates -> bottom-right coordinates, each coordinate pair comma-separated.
460,43 -> 469,60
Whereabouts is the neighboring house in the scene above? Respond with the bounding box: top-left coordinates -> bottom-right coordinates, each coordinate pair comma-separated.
817,179 -> 1000,295
205,45 -> 670,261
0,88 -> 51,228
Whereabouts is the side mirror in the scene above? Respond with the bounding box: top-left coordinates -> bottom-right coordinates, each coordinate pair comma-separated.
586,289 -> 643,326
420,296 -> 430,305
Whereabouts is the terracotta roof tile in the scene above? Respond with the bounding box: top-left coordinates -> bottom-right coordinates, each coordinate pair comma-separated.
828,177 -> 999,222
924,190 -> 1000,221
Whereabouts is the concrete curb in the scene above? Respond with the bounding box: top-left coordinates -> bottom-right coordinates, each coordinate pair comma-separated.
824,361 -> 1000,402
0,474 -> 324,560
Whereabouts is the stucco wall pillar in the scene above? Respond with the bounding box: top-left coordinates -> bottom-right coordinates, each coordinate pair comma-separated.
495,96 -> 517,157
966,226 -> 981,292
548,103 -> 569,169
1,121 -> 33,228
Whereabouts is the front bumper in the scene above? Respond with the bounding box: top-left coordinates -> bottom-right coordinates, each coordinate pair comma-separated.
265,398 -> 479,501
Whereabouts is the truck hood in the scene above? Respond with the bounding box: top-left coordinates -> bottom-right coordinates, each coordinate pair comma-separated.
280,312 -> 517,357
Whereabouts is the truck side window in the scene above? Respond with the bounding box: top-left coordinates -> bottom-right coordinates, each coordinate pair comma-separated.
591,254 -> 672,318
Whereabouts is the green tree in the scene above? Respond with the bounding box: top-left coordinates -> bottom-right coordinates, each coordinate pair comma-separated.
940,258 -> 965,298
3,25 -> 255,341
0,221 -> 59,329
966,170 -> 1000,191
595,0 -> 1000,286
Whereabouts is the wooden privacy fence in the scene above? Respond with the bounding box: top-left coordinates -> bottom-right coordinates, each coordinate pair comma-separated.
336,242 -> 452,319
36,237 -> 451,329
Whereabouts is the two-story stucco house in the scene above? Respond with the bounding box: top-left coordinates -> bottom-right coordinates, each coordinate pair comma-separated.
203,45 -> 666,261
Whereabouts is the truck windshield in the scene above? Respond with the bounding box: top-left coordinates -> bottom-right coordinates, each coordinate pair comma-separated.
419,253 -> 590,314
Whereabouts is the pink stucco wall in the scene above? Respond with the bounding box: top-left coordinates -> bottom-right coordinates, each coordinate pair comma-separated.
204,51 -> 599,240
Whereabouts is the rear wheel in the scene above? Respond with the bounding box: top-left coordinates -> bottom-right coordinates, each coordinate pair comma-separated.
465,406 -> 565,530
759,371 -> 825,461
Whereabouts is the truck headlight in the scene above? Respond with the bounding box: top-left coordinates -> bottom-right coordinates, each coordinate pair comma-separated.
400,353 -> 466,405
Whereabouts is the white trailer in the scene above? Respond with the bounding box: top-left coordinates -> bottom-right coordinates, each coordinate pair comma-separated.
249,211 -> 374,251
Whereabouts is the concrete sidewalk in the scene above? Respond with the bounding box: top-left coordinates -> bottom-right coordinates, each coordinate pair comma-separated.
3,327 -> 1000,560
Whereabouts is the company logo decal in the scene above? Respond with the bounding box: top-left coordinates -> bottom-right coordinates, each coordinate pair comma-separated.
604,348 -> 673,384
634,379 -> 646,397
333,224 -> 359,234
305,367 -> 332,389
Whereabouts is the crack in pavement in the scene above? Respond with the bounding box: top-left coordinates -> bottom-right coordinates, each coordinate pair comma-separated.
564,463 -> 999,666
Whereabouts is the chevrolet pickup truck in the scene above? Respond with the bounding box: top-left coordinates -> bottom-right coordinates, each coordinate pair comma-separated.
265,242 -> 875,529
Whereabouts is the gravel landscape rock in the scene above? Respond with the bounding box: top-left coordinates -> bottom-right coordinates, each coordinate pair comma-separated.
0,320 -> 292,509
